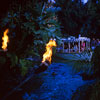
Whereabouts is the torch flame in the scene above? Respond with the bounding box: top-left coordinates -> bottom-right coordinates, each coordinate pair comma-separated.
42,39 -> 57,64
2,29 -> 9,51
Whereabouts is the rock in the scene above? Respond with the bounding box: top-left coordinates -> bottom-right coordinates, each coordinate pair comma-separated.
23,93 -> 38,100
80,73 -> 95,80
72,84 -> 93,100
52,72 -> 57,76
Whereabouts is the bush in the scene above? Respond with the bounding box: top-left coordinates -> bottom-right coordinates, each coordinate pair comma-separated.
91,46 -> 100,78
0,0 -> 62,77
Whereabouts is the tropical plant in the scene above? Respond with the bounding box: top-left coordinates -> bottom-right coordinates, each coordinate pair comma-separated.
0,0 -> 62,76
91,46 -> 100,78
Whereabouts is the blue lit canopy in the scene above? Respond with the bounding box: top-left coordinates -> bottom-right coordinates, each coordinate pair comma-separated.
81,0 -> 88,4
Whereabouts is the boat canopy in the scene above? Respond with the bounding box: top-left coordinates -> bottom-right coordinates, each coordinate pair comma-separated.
61,36 -> 90,43
57,36 -> 91,53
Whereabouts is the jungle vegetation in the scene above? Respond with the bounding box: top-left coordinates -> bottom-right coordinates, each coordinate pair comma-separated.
0,0 -> 100,100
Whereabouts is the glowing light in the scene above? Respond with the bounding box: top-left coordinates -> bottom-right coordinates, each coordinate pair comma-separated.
42,39 -> 57,63
2,29 -> 9,51
82,0 -> 88,4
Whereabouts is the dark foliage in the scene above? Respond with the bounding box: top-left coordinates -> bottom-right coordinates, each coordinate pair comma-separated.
55,0 -> 100,38
91,46 -> 100,78
0,0 -> 61,80
72,46 -> 100,100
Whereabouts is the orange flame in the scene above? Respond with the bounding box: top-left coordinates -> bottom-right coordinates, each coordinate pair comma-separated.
42,39 -> 57,64
2,29 -> 9,51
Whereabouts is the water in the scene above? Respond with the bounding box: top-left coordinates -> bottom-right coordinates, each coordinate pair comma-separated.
22,59 -> 93,100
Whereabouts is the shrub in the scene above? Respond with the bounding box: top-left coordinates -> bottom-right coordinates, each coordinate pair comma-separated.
91,46 -> 100,78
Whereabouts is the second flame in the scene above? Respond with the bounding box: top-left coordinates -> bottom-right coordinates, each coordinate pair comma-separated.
42,39 -> 57,64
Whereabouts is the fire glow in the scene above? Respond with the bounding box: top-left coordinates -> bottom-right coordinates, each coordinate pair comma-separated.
2,29 -> 9,51
42,39 -> 57,64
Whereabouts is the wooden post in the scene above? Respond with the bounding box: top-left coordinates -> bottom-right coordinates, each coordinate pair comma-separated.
85,41 -> 87,50
68,42 -> 70,53
35,60 -> 50,74
63,42 -> 64,53
88,41 -> 91,49
79,40 -> 80,53
73,42 -> 74,52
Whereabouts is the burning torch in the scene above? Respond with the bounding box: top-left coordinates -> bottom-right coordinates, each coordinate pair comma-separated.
35,38 -> 57,74
0,29 -> 9,52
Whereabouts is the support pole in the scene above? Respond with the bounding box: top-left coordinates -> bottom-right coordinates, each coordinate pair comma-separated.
68,42 -> 70,53
79,40 -> 80,53
63,42 -> 64,53
89,40 -> 91,50
86,41 -> 88,50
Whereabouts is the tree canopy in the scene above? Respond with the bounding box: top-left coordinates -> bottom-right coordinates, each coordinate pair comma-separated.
55,0 -> 100,38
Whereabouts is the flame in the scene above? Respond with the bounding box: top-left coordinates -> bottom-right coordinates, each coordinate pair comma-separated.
2,29 -> 9,51
42,39 -> 57,64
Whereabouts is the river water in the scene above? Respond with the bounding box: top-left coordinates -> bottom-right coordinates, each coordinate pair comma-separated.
22,60 -> 94,100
